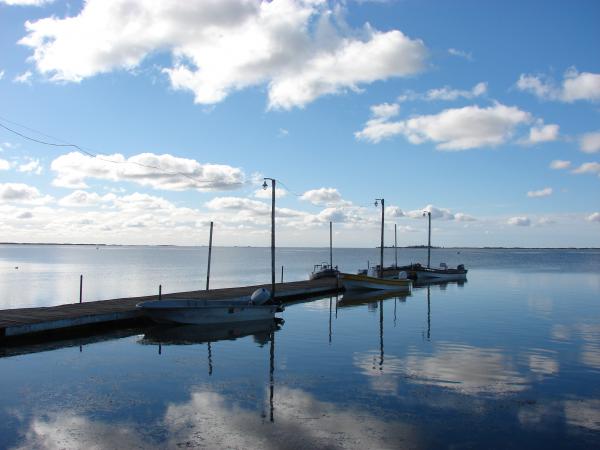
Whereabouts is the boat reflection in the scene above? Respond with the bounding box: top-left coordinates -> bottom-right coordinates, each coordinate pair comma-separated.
337,290 -> 410,308
413,278 -> 467,289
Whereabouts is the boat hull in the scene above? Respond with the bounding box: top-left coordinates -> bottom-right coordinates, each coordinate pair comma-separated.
413,269 -> 468,281
340,273 -> 411,292
137,299 -> 281,325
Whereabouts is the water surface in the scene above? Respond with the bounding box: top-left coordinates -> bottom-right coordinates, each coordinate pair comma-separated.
0,246 -> 599,448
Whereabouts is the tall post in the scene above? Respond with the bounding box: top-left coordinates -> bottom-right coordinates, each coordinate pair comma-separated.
375,198 -> 384,278
79,274 -> 83,303
427,211 -> 431,268
206,221 -> 213,290
329,221 -> 333,268
264,178 -> 276,301
394,223 -> 398,268
159,284 -> 162,300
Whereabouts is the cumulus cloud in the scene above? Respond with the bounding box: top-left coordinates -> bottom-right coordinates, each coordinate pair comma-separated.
385,205 -> 404,218
356,103 -> 531,149
370,102 -> 400,120
19,0 -> 428,109
50,151 -> 245,191
517,68 -> 600,102
406,204 -> 473,221
17,158 -> 43,174
0,182 -> 53,204
587,212 -> 600,223
507,216 -> 531,227
572,162 -> 600,177
521,122 -> 559,145
580,131 -> 600,154
527,187 -> 553,198
549,159 -> 570,170
300,187 -> 344,206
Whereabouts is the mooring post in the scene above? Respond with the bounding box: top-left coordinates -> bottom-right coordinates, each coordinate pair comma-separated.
329,221 -> 333,268
206,221 -> 213,291
281,265 -> 284,283
263,178 -> 276,302
159,284 -> 162,301
79,274 -> 83,303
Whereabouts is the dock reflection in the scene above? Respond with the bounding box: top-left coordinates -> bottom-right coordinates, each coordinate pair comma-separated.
337,290 -> 410,308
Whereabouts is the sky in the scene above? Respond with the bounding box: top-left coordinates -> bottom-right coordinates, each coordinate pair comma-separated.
0,0 -> 599,248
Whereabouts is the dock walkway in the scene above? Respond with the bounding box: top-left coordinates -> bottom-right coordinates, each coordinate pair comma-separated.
0,278 -> 340,340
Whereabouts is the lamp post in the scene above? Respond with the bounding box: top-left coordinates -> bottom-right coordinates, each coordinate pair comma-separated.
423,210 -> 431,268
263,178 -> 276,301
374,198 -> 384,278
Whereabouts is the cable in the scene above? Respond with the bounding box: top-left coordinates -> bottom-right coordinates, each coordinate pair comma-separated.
0,117 -> 244,188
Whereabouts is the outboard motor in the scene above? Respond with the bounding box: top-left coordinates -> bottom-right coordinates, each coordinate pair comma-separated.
250,288 -> 271,305
457,264 -> 465,271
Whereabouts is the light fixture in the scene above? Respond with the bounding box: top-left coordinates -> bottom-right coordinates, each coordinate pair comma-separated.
262,180 -> 268,190
374,200 -> 378,207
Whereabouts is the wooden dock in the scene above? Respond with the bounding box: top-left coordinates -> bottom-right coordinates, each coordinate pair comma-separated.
0,278 -> 340,342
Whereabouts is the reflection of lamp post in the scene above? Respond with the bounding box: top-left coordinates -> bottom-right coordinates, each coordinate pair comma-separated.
423,210 -> 431,268
374,198 -> 384,278
263,178 -> 276,301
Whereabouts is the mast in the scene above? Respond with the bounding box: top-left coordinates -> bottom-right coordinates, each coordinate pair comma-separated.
427,211 -> 431,268
394,223 -> 397,268
375,198 -> 384,278
329,221 -> 333,268
263,178 -> 276,301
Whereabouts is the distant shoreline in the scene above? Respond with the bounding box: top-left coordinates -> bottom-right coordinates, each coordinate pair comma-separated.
1,242 -> 598,250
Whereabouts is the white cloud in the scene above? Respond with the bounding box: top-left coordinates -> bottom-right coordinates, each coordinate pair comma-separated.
507,216 -> 531,227
17,158 -> 43,174
549,159 -> 571,170
0,70 -> 4,80
370,102 -> 400,119
300,187 -> 344,206
587,212 -> 600,223
406,204 -> 468,221
16,211 -> 34,219
522,122 -> 559,145
0,158 -> 11,170
19,0 -> 428,109
580,131 -> 600,154
572,162 -> 600,177
527,187 -> 553,198
0,182 -> 53,204
13,70 -> 32,84
205,196 -> 270,215
356,103 -> 531,149
425,82 -> 487,101
448,48 -> 472,61
517,68 -> 600,102
58,190 -> 112,207
0,0 -> 54,5
50,151 -> 245,191
385,205 -> 404,218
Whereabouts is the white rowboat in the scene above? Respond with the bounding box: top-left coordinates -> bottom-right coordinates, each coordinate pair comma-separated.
339,273 -> 411,292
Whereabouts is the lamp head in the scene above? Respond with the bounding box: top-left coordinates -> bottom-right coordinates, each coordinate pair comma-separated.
262,180 -> 268,190
374,200 -> 378,207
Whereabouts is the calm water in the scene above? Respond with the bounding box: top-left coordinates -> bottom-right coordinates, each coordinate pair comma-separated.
0,246 -> 599,448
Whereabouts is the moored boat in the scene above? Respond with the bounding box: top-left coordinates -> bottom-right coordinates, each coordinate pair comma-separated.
339,272 -> 411,292
310,263 -> 340,280
137,288 -> 283,325
411,263 -> 468,281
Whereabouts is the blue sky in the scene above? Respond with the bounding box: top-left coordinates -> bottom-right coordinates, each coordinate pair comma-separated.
0,0 -> 599,247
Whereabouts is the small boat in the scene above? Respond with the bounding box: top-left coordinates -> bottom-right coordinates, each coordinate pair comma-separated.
310,263 -> 340,280
339,273 -> 411,292
137,288 -> 283,325
357,265 -> 402,279
410,263 -> 468,281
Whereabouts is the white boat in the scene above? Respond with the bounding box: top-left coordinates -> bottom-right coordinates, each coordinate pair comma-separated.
137,288 -> 283,325
339,273 -> 411,292
412,263 -> 468,281
309,263 -> 340,280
